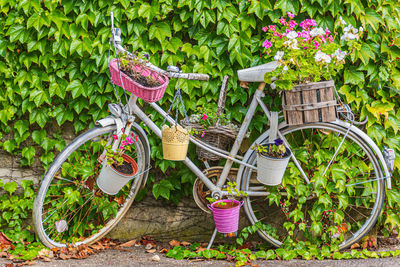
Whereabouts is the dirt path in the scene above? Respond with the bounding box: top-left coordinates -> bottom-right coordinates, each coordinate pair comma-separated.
2,246 -> 400,267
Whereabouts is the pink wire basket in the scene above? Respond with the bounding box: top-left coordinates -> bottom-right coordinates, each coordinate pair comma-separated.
208,199 -> 243,234
109,58 -> 169,103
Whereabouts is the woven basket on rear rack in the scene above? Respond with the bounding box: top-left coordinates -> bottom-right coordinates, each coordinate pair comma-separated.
181,76 -> 238,161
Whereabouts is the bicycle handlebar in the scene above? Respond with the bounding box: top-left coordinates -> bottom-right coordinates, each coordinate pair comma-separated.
110,13 -> 209,81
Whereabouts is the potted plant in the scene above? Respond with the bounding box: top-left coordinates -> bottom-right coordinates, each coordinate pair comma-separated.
109,52 -> 169,103
96,133 -> 138,195
207,182 -> 246,235
261,13 -> 362,125
253,138 -> 291,186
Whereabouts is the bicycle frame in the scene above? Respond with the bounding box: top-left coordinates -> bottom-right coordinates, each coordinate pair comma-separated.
126,82 -> 310,198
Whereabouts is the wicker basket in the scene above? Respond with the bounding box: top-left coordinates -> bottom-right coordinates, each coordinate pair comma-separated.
162,125 -> 190,161
109,58 -> 169,103
181,76 -> 238,161
282,80 -> 337,125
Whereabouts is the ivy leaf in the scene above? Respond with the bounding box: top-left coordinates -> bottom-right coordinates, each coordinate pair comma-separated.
361,8 -> 383,33
32,130 -> 46,145
274,0 -> 298,15
66,80 -> 83,98
365,101 -> 394,120
149,22 -> 171,43
4,182 -> 18,195
344,68 -> 364,85
14,120 -> 29,137
22,146 -> 36,165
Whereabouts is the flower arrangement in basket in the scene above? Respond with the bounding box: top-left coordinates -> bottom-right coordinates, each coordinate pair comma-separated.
261,13 -> 362,125
109,51 -> 169,103
252,138 -> 291,186
181,76 -> 239,161
96,133 -> 138,195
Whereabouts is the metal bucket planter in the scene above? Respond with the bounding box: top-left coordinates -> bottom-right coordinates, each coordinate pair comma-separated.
208,199 -> 243,233
162,125 -> 190,161
96,154 -> 138,195
257,143 -> 291,186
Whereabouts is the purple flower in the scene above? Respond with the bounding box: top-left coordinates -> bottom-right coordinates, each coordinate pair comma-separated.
274,138 -> 283,146
144,53 -> 149,60
287,12 -> 296,19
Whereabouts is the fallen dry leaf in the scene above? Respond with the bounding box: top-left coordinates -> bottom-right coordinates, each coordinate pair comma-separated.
5,263 -> 14,267
59,253 -> 69,260
169,240 -> 180,247
0,232 -> 12,245
145,243 -> 154,250
120,239 -> 136,248
151,255 -> 160,262
181,241 -> 191,246
196,247 -> 207,253
350,243 -> 360,249
146,249 -> 156,253
160,248 -> 169,253
38,248 -> 50,258
43,258 -> 51,262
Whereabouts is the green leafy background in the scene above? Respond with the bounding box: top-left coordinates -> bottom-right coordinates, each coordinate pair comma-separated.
1,0 -> 400,234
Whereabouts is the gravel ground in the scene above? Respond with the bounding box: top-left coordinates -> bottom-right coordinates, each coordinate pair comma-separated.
1,246 -> 400,267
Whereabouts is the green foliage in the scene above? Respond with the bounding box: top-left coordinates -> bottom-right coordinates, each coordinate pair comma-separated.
0,179 -> 44,260
0,0 -> 400,235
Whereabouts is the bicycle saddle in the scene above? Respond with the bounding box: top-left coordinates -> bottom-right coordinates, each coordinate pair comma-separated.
237,61 -> 278,82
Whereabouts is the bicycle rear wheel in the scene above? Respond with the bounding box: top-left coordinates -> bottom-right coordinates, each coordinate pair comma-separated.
33,124 -> 150,248
241,122 -> 385,250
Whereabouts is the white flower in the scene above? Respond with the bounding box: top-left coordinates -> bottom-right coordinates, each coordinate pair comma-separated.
339,16 -> 347,25
359,26 -> 363,32
333,49 -> 347,61
343,25 -> 352,33
274,51 -> 284,61
283,66 -> 288,71
283,39 -> 299,50
341,32 -> 358,41
310,27 -> 325,37
315,51 -> 331,64
286,31 -> 298,39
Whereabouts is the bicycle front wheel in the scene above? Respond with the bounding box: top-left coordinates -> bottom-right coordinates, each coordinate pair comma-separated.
33,124 -> 149,248
241,122 -> 385,250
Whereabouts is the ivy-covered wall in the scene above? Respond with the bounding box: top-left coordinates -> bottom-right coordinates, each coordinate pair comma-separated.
1,0 -> 400,228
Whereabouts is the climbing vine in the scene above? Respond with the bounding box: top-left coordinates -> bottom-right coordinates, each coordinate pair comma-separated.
1,0 -> 400,244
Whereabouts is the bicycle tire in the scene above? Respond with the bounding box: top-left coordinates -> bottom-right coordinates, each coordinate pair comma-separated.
240,122 -> 385,250
33,124 -> 150,248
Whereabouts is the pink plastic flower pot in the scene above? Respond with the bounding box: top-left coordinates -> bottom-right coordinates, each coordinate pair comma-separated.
109,58 -> 169,103
208,199 -> 243,233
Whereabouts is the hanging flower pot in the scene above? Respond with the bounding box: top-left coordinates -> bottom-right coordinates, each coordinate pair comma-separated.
256,142 -> 291,186
96,154 -> 138,195
162,125 -> 190,161
207,199 -> 243,234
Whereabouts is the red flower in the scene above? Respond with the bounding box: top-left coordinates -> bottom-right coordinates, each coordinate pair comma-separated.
202,113 -> 208,120
112,135 -> 118,140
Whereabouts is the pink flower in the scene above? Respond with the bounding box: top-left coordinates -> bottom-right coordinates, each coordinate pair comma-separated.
279,16 -> 287,25
112,135 -> 118,140
135,136 -> 139,142
321,36 -> 326,43
202,113 -> 208,120
313,41 -> 320,49
268,25 -> 277,31
299,19 -> 317,30
287,12 -> 296,19
325,28 -> 331,35
274,32 -> 282,37
122,141 -> 127,146
328,36 -> 334,43
288,20 -> 298,30
262,26 -> 268,32
201,132 -> 205,138
126,137 -> 133,145
131,132 -> 135,137
120,146 -> 124,150
262,39 -> 273,49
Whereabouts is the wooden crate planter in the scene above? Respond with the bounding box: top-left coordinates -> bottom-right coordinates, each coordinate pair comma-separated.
282,80 -> 337,125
